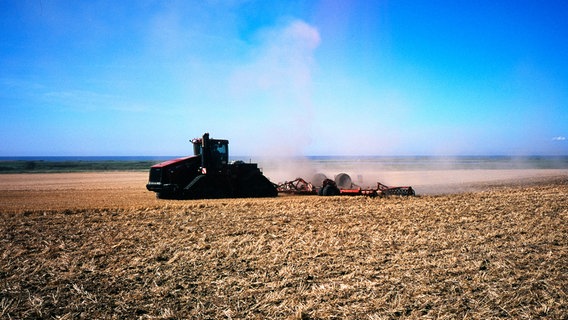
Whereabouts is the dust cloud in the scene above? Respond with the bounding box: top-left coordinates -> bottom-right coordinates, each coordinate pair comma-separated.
259,156 -> 568,195
229,19 -> 320,182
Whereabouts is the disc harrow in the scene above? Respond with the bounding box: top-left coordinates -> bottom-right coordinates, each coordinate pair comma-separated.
275,173 -> 415,197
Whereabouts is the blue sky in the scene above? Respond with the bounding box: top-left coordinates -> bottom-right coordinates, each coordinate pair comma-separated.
1,0 -> 567,156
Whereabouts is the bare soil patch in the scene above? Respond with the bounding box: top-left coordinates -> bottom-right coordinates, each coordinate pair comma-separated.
1,172 -> 567,319
0,172 -> 158,212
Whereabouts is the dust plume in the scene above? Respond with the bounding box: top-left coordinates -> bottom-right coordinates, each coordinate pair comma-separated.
263,156 -> 568,194
230,19 -> 320,181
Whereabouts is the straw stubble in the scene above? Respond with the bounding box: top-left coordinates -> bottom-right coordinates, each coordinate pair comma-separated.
1,178 -> 567,318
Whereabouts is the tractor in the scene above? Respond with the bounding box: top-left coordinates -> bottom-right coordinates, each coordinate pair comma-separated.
146,133 -> 277,199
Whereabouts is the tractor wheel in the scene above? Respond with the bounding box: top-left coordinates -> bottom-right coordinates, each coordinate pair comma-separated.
311,173 -> 328,188
156,186 -> 181,199
335,173 -> 352,189
321,184 -> 340,196
156,192 -> 173,199
238,173 -> 278,197
184,175 -> 231,199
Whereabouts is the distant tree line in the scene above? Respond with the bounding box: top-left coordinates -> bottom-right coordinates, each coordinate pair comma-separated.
0,160 -> 156,173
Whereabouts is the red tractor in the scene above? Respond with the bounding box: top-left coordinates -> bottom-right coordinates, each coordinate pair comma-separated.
146,133 -> 277,199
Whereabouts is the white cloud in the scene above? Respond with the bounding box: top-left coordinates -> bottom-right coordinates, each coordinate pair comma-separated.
552,136 -> 566,141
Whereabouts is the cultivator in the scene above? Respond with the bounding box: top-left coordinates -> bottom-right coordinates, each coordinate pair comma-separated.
275,173 -> 415,197
275,178 -> 316,195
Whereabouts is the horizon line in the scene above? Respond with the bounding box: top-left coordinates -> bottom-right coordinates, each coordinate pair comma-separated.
1,154 -> 568,160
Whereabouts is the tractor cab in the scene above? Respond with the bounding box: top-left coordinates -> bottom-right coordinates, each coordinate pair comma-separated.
191,133 -> 229,175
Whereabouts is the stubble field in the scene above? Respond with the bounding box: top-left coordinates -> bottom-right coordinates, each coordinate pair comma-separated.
1,172 -> 567,319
